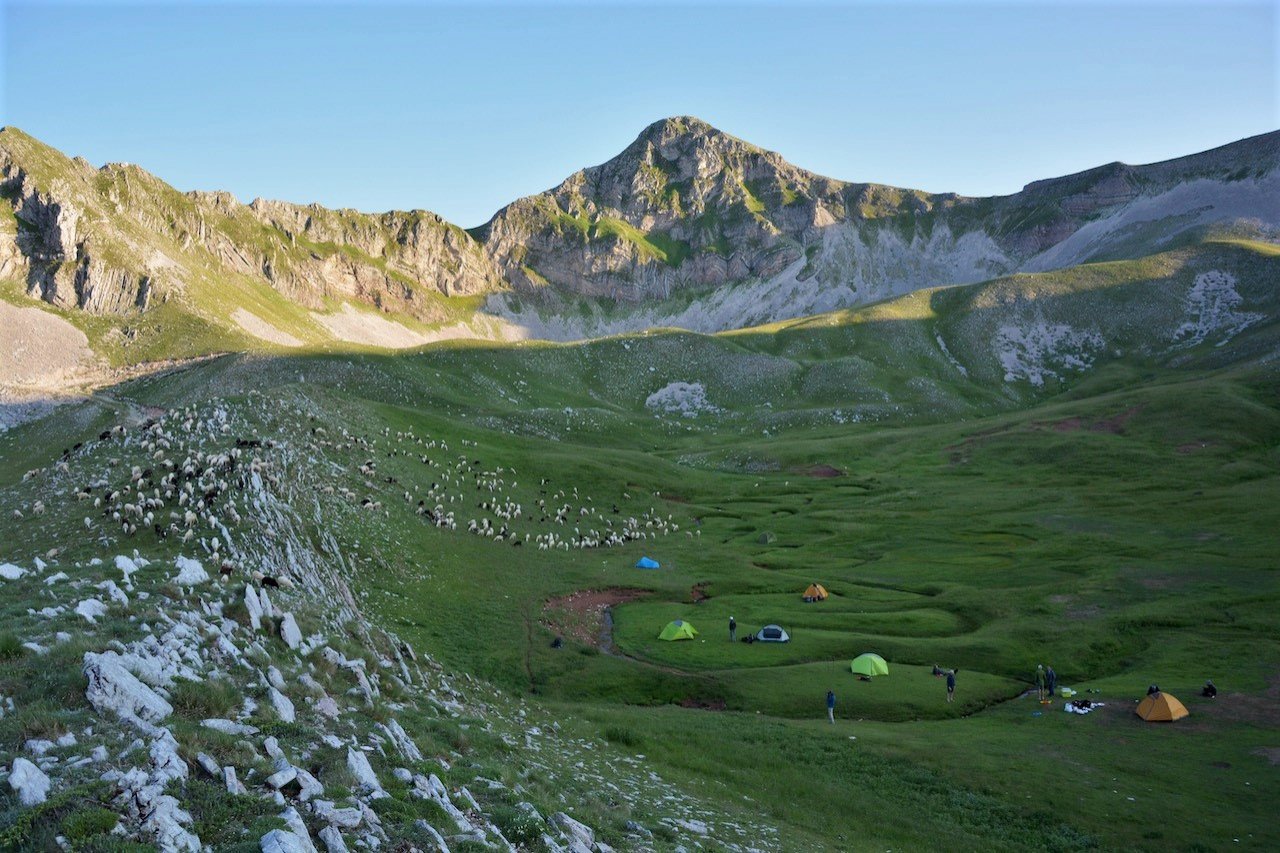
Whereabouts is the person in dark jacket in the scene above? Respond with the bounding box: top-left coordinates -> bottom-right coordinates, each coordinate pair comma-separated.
728,616 -> 736,642
826,689 -> 836,723
946,669 -> 957,703
1046,665 -> 1057,698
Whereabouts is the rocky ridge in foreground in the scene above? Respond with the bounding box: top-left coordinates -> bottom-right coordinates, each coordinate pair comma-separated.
0,396 -> 774,851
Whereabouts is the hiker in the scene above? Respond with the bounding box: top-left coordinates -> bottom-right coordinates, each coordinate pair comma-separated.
1035,664 -> 1046,702
729,615 -> 736,643
1202,680 -> 1217,698
1147,684 -> 1160,696
826,689 -> 836,723
932,663 -> 943,677
1046,665 -> 1057,698
946,669 -> 956,703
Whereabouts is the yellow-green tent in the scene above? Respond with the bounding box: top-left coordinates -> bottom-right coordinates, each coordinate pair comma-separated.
658,620 -> 698,641
851,653 -> 889,677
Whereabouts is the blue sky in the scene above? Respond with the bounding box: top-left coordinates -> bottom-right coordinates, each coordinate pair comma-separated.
2,1 -> 1275,227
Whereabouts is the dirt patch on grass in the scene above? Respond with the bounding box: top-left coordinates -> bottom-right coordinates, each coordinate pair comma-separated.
1042,406 -> 1142,435
1251,748 -> 1280,765
691,583 -> 710,603
1093,406 -> 1142,434
1200,675 -> 1280,727
543,588 -> 649,646
1177,441 -> 1213,454
679,697 -> 727,711
800,464 -> 844,478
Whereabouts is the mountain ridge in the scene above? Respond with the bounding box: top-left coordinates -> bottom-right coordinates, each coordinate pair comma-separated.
2,120 -> 1277,352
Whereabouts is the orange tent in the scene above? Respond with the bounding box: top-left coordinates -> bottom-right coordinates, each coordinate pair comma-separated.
803,583 -> 829,602
1136,692 -> 1189,722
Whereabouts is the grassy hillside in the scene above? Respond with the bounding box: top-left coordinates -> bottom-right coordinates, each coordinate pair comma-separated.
2,232 -> 1276,848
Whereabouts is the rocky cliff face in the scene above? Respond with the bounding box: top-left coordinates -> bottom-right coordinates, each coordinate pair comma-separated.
0,128 -> 503,324
1,121 -> 1276,340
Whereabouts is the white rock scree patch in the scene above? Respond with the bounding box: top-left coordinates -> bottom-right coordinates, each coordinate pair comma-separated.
645,381 -> 719,417
1173,270 -> 1263,348
997,321 -> 1104,387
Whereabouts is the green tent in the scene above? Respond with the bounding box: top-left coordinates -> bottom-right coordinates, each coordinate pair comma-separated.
658,619 -> 698,641
851,653 -> 889,677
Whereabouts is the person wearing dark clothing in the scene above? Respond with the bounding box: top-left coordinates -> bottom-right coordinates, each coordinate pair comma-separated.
1202,680 -> 1217,698
1035,665 -> 1046,702
946,669 -> 956,703
826,689 -> 836,723
1046,666 -> 1057,698
1147,684 -> 1161,696
728,616 -> 736,643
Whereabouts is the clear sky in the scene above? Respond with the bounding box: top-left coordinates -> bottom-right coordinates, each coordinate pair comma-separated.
2,1 -> 1276,227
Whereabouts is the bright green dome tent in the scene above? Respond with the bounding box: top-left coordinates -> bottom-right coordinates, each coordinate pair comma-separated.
851,653 -> 889,677
658,619 -> 698,641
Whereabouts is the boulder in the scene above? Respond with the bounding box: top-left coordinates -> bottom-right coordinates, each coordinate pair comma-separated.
8,757 -> 51,806
260,829 -> 313,853
317,825 -> 349,853
345,748 -> 386,798
279,612 -> 303,649
269,687 -> 296,723
173,556 -> 209,585
83,652 -> 173,730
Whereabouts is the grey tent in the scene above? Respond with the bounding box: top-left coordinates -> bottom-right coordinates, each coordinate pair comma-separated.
755,624 -> 790,643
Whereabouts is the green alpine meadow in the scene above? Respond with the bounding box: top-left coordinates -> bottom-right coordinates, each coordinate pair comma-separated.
1,55 -> 1278,851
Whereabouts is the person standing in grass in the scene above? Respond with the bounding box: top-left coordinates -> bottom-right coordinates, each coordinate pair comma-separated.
946,669 -> 956,703
1046,665 -> 1057,698
729,615 -> 736,642
826,689 -> 836,723
1035,664 -> 1047,702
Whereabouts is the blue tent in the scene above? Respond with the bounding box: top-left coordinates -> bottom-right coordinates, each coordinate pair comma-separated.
635,557 -> 660,569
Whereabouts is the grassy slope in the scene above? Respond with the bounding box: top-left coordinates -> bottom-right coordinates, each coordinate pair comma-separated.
2,237 -> 1278,850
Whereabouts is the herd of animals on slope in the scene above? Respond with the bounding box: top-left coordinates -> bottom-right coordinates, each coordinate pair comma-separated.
8,397 -> 681,568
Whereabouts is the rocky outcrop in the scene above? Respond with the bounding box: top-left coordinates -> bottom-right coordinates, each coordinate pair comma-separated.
0,127 -> 504,325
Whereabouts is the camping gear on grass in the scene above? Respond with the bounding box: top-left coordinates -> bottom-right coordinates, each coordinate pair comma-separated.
1136,691 -> 1189,722
755,624 -> 790,642
635,557 -> 660,569
802,583 -> 828,602
1065,699 -> 1103,715
658,619 -> 697,641
850,653 -> 889,678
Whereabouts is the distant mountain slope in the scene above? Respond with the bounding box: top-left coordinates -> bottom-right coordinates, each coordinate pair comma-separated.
0,128 -> 502,322
481,118 -> 1279,336
1,120 -> 1277,354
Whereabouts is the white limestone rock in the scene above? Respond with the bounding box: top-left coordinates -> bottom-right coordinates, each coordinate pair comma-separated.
83,652 -> 173,730
279,612 -> 303,650
345,748 -> 386,798
8,757 -> 51,806
173,556 -> 209,586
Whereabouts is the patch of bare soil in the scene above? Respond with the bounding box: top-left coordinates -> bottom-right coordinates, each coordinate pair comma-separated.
542,588 -> 649,646
1199,674 -> 1280,728
1177,441 -> 1214,454
679,697 -> 727,711
801,464 -> 844,478
691,583 -> 710,603
232,308 -> 303,347
1252,748 -> 1280,766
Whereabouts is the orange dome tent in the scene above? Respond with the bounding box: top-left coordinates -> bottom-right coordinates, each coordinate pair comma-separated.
1136,691 -> 1189,722
803,583 -> 828,602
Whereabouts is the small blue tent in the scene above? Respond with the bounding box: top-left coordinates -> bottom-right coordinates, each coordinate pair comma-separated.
635,557 -> 660,569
